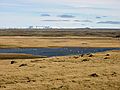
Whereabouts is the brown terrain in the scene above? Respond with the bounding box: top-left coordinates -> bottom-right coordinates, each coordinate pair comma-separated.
0,50 -> 120,90
0,36 -> 120,48
0,29 -> 120,90
0,29 -> 120,48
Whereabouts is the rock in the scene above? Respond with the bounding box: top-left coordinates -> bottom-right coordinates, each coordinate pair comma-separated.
73,56 -> 79,59
88,54 -> 93,57
25,77 -> 36,82
80,54 -> 84,57
105,54 -> 110,56
82,59 -> 89,62
115,35 -> 120,38
87,53 -> 90,55
111,72 -> 117,76
89,73 -> 99,77
62,65 -> 65,67
19,64 -> 27,67
40,66 -> 46,68
104,57 -> 110,59
0,85 -> 6,88
11,61 -> 17,64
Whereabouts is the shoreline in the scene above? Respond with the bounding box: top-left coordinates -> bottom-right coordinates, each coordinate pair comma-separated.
0,46 -> 120,49
0,53 -> 47,59
0,48 -> 120,59
0,49 -> 120,90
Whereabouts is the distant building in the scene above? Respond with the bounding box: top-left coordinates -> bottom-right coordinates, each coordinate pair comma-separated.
29,26 -> 33,29
28,26 -> 52,30
35,26 -> 51,29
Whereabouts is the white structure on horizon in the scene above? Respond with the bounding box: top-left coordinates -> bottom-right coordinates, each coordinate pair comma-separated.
29,26 -> 51,29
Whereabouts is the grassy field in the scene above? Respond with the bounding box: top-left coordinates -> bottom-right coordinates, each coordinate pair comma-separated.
0,29 -> 120,37
0,36 -> 120,48
0,29 -> 120,90
0,53 -> 46,59
0,29 -> 120,48
0,50 -> 120,90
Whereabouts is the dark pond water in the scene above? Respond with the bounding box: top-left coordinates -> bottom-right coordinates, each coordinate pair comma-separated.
0,47 -> 120,57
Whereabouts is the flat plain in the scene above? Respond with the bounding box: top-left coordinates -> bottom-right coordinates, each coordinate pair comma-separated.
0,29 -> 120,90
0,29 -> 120,48
0,50 -> 120,90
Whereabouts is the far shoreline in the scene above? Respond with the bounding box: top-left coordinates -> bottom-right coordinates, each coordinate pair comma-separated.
0,46 -> 120,49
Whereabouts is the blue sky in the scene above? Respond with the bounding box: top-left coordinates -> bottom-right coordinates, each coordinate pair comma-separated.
0,0 -> 120,28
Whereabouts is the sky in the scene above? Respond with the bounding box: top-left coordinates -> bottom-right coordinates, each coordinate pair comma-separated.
0,0 -> 120,28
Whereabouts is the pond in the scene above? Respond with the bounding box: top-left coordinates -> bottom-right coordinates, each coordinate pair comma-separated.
0,47 -> 120,57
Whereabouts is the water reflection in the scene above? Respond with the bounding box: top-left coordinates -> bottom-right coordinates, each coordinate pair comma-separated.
0,47 -> 120,57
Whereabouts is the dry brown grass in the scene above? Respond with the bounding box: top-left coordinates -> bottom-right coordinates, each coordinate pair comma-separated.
0,29 -> 120,90
0,29 -> 120,37
0,53 -> 46,59
0,36 -> 120,48
0,50 -> 120,90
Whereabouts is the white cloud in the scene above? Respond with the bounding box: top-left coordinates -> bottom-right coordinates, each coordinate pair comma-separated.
0,0 -> 120,28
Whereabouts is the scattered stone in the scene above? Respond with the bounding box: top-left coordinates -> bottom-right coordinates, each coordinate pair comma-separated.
25,77 -> 36,82
81,54 -> 84,57
89,73 -> 99,77
19,64 -> 27,67
40,66 -> 46,68
88,54 -> 94,57
32,80 -> 36,82
115,35 -> 120,38
82,59 -> 89,62
106,54 -> 110,56
87,53 -> 90,55
71,80 -> 77,83
62,65 -> 65,67
111,72 -> 117,76
73,56 -> 79,59
104,57 -> 110,59
11,61 -> 17,64
0,85 -> 6,88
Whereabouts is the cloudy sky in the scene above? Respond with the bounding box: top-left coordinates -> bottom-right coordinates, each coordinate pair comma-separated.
0,0 -> 120,28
